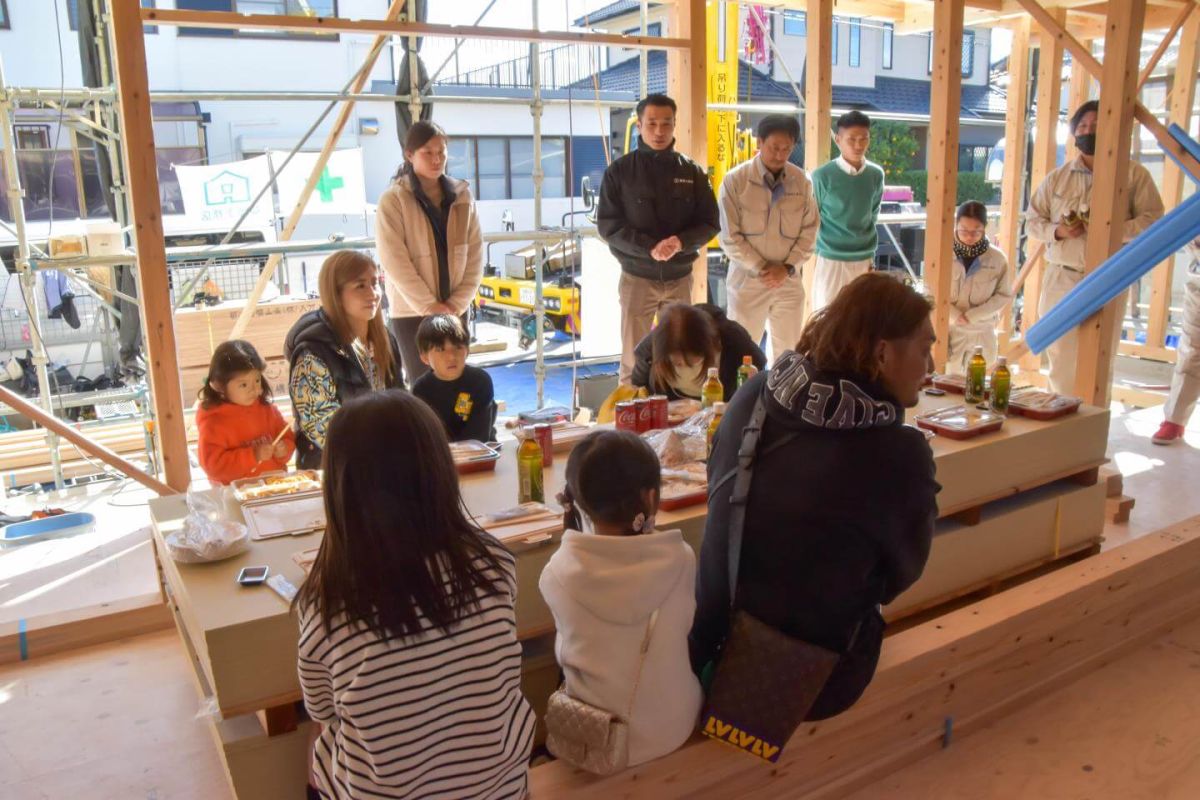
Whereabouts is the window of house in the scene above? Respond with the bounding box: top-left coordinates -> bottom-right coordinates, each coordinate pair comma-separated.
832,19 -> 839,65
848,19 -> 861,67
69,0 -> 157,33
882,23 -> 894,69
509,138 -> 566,200
0,1 -> 10,31
958,144 -> 992,173
177,0 -> 337,38
929,30 -> 976,77
782,10 -> 805,36
14,126 -> 51,150
476,138 -> 508,201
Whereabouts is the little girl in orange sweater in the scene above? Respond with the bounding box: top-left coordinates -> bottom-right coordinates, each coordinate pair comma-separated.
196,340 -> 295,485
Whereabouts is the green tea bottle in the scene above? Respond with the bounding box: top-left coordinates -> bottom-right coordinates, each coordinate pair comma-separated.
990,356 -> 1011,414
965,346 -> 987,404
736,355 -> 758,389
516,432 -> 545,504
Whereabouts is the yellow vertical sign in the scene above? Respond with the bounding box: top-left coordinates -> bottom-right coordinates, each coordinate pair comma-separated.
707,0 -> 740,192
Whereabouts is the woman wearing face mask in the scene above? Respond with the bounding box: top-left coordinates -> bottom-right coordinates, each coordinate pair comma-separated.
945,201 -> 1012,375
376,120 -> 483,386
629,303 -> 766,402
691,273 -> 940,721
1024,100 -> 1164,398
540,430 -> 703,769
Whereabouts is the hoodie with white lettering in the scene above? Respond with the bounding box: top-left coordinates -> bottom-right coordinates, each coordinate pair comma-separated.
539,527 -> 703,766
690,351 -> 939,720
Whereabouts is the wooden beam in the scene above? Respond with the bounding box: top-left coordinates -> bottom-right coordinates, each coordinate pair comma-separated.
1074,0 -> 1147,407
228,0 -> 404,340
925,0 -> 967,371
1146,9 -> 1199,350
1017,0 -> 1200,181
803,0 -> 834,324
667,0 -> 708,303
0,385 -> 173,495
110,0 -> 189,493
997,17 -> 1032,340
1021,6 -> 1065,373
1136,0 -> 1197,91
141,7 -> 691,50
1068,38 -> 1095,115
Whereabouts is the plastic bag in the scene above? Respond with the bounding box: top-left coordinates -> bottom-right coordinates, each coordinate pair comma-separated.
642,407 -> 714,467
165,488 -> 249,564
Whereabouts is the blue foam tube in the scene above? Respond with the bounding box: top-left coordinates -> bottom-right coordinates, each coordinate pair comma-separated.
1026,190 -> 1200,355
1166,123 -> 1200,187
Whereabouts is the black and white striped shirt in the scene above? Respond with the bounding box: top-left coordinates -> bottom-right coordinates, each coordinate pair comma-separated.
298,539 -> 535,799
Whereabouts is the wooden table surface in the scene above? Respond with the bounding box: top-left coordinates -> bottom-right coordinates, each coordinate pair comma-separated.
149,393 -> 1110,718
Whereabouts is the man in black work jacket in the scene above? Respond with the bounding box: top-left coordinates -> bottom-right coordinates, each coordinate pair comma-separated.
596,93 -> 721,383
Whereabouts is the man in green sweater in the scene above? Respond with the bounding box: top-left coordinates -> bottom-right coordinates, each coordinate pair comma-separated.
810,111 -> 885,313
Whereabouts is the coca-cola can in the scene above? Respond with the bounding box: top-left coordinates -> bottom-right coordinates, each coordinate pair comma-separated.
532,423 -> 554,467
648,395 -> 669,430
635,398 -> 654,433
615,400 -> 639,432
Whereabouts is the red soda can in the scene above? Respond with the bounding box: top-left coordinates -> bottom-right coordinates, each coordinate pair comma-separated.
615,401 -> 639,432
635,398 -> 654,433
648,395 -> 669,430
532,423 -> 554,467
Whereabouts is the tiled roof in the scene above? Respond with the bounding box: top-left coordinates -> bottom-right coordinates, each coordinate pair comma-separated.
572,1 -> 660,28
572,52 -> 1007,119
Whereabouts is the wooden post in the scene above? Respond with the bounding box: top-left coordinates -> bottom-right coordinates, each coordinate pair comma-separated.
228,0 -> 405,340
667,0 -> 709,303
1074,0 -> 1146,407
997,17 -> 1031,340
803,0 -> 834,324
924,0 -> 965,371
110,0 -> 189,492
1021,6 -> 1066,373
1146,10 -> 1199,352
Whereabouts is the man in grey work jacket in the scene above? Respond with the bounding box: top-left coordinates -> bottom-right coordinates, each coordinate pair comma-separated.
719,114 -> 820,364
596,93 -> 721,383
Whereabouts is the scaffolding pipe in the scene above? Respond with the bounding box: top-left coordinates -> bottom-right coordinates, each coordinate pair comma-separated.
0,57 -> 65,488
640,0 -> 649,98
532,0 -> 546,409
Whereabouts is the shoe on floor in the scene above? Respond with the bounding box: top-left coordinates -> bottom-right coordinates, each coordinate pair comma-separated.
1152,421 -> 1185,445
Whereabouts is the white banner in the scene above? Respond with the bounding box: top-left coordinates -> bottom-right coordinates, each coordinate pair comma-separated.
270,148 -> 368,216
175,155 -> 275,227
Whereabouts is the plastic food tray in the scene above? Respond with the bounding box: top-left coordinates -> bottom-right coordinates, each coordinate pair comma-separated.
1,512 -> 96,548
1007,389 -> 1083,421
514,422 -> 591,452
931,374 -> 990,396
231,470 -> 322,505
914,405 -> 1005,440
659,481 -> 708,510
450,440 -> 502,474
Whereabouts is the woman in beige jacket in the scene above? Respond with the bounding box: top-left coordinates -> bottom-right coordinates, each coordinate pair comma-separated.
376,121 -> 484,384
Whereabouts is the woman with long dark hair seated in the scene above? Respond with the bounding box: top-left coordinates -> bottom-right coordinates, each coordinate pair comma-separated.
629,303 -> 766,403
294,391 -> 535,798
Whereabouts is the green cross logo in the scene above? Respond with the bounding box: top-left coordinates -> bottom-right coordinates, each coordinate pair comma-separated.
315,167 -> 345,202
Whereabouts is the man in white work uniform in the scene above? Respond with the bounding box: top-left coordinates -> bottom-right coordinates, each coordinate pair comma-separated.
1024,100 -> 1165,399
1153,236 -> 1200,445
718,114 -> 820,363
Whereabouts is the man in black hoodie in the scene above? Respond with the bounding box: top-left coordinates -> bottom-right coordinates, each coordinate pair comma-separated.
691,273 -> 940,720
596,93 -> 721,384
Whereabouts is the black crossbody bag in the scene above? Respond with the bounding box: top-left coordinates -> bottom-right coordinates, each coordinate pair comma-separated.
700,392 -> 858,763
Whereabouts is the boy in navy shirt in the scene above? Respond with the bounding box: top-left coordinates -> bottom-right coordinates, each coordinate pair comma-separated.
412,315 -> 497,442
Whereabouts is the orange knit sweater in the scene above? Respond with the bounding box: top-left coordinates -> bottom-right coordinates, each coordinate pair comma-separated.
196,401 -> 296,485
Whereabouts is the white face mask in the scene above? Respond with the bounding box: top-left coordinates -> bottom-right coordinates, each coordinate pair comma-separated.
668,359 -> 708,396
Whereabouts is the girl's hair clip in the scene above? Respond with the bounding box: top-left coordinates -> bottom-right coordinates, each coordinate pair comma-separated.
632,513 -> 655,533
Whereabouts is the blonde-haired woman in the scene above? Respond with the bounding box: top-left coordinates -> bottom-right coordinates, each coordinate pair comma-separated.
285,250 -> 404,469
376,120 -> 483,385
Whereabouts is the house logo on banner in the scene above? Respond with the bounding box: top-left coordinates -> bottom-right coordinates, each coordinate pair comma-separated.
175,155 -> 274,226
270,148 -> 367,216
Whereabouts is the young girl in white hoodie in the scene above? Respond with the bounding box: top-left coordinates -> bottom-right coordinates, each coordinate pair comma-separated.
539,429 -> 703,766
